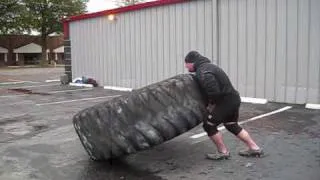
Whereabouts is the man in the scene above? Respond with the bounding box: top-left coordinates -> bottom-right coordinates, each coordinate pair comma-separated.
184,51 -> 264,160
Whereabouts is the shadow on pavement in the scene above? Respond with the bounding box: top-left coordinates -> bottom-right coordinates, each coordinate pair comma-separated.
77,159 -> 166,180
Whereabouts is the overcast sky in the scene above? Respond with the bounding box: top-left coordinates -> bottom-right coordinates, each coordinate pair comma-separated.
32,0 -> 153,35
86,0 -> 116,12
86,0 -> 155,12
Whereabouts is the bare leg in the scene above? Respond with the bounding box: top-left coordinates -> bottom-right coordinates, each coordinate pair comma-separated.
236,129 -> 260,150
209,131 -> 229,154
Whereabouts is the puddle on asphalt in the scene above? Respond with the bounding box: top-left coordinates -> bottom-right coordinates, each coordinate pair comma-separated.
8,88 -> 51,95
0,116 -> 49,142
2,121 -> 33,136
2,121 -> 48,135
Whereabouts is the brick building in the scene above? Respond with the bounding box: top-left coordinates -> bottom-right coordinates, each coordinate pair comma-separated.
0,35 -> 64,66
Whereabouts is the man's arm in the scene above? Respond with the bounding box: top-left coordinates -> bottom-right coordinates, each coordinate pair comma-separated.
201,71 -> 221,102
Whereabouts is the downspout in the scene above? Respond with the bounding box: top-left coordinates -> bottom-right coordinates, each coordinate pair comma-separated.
216,0 -> 220,66
62,20 -> 72,84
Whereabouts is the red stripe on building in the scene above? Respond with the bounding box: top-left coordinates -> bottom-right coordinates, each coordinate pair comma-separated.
63,0 -> 188,23
63,21 -> 69,39
63,0 -> 188,40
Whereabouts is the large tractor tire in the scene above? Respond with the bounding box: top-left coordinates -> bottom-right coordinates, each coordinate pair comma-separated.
73,74 -> 206,161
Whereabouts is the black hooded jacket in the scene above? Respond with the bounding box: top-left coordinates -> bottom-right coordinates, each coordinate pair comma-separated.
185,51 -> 239,104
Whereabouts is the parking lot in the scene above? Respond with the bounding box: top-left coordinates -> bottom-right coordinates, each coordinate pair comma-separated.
0,68 -> 319,180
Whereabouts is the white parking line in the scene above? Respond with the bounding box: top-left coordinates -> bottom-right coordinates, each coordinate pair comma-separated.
36,95 -> 121,106
0,81 -> 36,85
45,79 -> 60,83
0,81 -> 25,85
0,88 -> 93,98
0,79 -> 39,85
49,88 -> 92,94
0,94 -> 27,98
0,83 -> 60,89
190,106 -> 292,139
7,79 -> 39,83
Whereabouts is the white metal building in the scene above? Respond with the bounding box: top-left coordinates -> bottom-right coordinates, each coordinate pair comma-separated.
64,0 -> 320,104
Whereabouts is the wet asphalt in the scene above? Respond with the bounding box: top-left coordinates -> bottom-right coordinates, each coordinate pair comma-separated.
0,68 -> 319,180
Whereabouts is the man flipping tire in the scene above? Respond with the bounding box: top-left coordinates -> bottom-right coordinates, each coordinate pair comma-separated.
184,51 -> 264,160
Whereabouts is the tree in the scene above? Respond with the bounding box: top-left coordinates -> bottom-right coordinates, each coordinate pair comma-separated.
114,0 -> 145,7
0,0 -> 28,34
21,0 -> 87,65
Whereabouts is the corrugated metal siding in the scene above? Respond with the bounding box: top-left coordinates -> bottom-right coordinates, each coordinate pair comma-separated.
309,0 -> 320,104
70,0 -> 217,89
219,0 -> 320,104
69,0 -> 319,104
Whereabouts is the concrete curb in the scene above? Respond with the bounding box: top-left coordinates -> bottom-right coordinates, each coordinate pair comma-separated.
69,83 -> 93,88
241,97 -> 268,104
305,103 -> 320,109
104,86 -> 133,92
